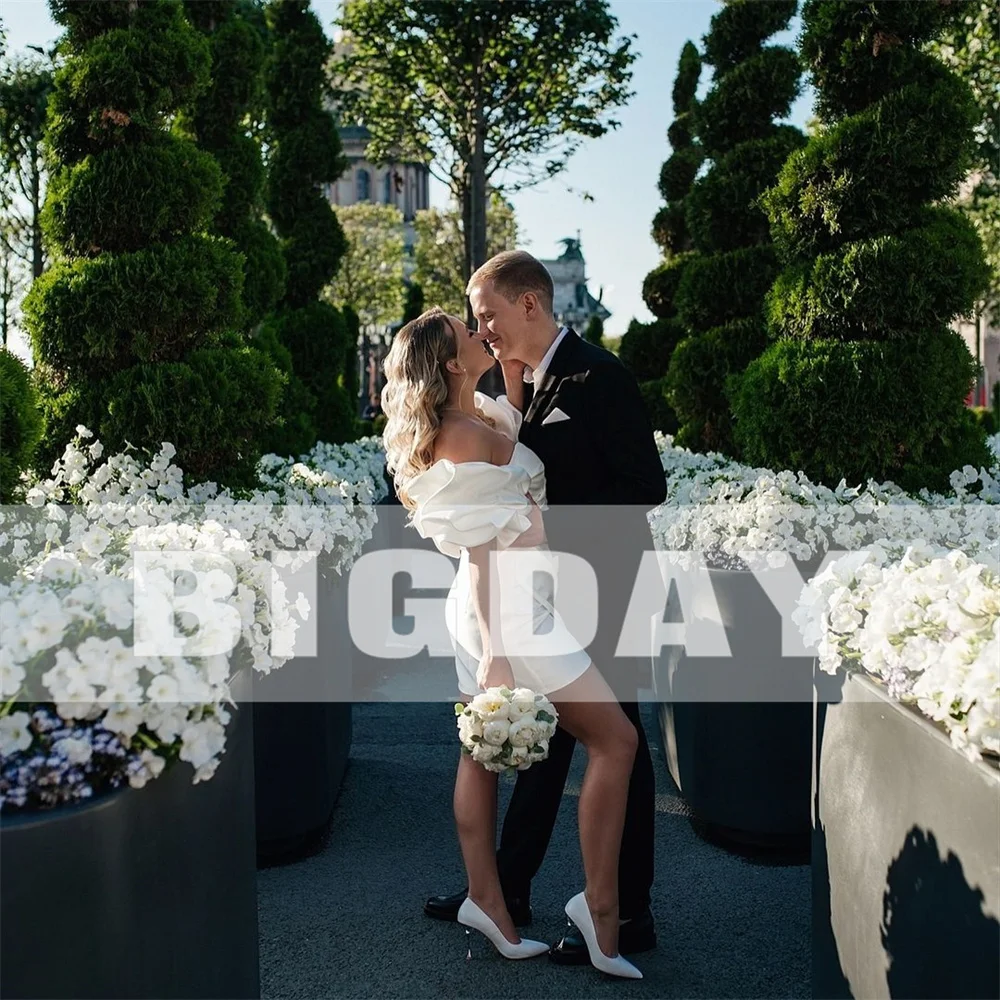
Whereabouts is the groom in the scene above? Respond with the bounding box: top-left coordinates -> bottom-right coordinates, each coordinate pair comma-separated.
423,250 -> 667,961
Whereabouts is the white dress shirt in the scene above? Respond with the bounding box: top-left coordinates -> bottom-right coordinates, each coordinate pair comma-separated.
523,326 -> 571,386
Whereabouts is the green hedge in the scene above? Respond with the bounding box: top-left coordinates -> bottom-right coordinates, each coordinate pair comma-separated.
0,351 -> 45,503
730,331 -> 989,492
765,207 -> 990,341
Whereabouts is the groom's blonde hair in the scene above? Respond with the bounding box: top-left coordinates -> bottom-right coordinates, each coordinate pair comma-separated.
466,250 -> 554,315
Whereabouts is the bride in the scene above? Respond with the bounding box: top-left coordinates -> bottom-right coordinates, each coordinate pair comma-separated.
380,307 -> 643,979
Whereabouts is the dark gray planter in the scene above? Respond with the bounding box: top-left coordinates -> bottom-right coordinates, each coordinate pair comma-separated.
253,566 -> 353,865
0,676 -> 259,1000
813,669 -> 1000,1000
653,566 -> 814,853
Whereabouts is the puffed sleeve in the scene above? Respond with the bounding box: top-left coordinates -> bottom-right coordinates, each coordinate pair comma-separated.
474,392 -> 523,441
408,463 -> 533,558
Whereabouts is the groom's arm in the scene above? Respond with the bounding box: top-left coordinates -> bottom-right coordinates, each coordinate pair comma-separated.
586,361 -> 667,508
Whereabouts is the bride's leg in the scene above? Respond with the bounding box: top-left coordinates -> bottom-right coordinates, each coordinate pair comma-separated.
454,751 -> 520,944
549,667 -> 638,959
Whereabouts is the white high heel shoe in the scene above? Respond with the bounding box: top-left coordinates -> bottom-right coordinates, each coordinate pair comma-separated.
564,892 -> 643,979
457,898 -> 550,960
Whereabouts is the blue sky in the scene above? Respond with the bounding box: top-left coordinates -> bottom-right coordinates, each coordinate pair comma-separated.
4,0 -> 814,341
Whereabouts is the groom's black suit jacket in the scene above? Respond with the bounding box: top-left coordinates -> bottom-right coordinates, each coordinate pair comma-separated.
518,330 -> 666,694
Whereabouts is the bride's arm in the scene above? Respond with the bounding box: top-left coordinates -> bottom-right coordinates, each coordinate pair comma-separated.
467,539 -> 515,689
499,359 -> 528,413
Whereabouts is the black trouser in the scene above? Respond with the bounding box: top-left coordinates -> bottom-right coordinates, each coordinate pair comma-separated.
495,700 -> 655,919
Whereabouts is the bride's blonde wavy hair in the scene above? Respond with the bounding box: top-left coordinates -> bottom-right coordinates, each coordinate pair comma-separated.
381,307 -> 493,510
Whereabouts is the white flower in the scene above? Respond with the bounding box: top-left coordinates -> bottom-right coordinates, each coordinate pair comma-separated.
53,736 -> 93,765
0,712 -> 33,755
508,717 -> 543,748
482,719 -> 510,747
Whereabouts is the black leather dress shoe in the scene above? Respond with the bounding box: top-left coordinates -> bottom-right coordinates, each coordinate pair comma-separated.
423,888 -> 533,927
548,907 -> 656,965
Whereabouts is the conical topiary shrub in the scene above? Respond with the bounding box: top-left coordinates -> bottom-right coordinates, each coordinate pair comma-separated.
24,0 -> 285,487
0,349 -> 45,503
182,0 -> 286,331
619,40 -> 702,433
259,0 -> 353,456
665,0 -> 805,454
730,0 -> 992,491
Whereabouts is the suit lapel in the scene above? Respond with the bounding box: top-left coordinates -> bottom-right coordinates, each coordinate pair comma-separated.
524,328 -> 579,425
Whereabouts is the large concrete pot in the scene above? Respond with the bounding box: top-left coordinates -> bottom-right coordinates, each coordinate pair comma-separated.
253,563 -> 353,865
654,566 -> 814,853
813,668 -> 1000,1000
0,676 -> 258,1000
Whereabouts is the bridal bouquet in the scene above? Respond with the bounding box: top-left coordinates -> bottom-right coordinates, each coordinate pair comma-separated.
455,687 -> 558,773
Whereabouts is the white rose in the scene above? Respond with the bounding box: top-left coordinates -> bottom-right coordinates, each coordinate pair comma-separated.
457,712 -> 484,745
508,717 -> 543,748
471,741 -> 502,762
482,719 -> 510,747
508,745 -> 531,767
507,689 -> 537,720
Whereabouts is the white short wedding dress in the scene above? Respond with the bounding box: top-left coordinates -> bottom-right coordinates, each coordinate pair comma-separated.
405,392 -> 592,697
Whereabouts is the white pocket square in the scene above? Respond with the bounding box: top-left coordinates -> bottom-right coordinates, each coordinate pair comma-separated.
541,407 -> 571,425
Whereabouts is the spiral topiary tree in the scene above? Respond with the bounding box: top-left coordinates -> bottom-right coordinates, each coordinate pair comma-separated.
24,0 -> 285,487
730,0 -> 992,491
619,40 -> 702,434
182,0 -> 286,330
259,0 -> 353,455
0,348 -> 44,503
665,0 -> 805,455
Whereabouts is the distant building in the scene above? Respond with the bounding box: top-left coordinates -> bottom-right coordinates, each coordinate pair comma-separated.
325,124 -> 430,268
539,236 -> 611,330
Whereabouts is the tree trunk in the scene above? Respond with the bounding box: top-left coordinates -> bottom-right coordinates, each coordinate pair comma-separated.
469,111 -> 488,276
30,144 -> 43,279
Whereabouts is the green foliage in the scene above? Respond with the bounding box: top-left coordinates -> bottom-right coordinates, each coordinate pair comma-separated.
327,203 -> 405,328
28,0 -> 283,485
260,302 -> 354,447
929,2 -> 1000,313
414,193 -> 518,317
264,0 -> 353,446
762,58 -> 980,260
335,0 -> 636,278
685,128 -> 806,253
675,244 -> 779,331
667,317 -> 768,454
24,235 -> 243,374
618,316 -> 686,384
639,376 -> 678,435
182,0 -> 285,329
651,41 -> 702,257
799,0 -> 968,121
0,349 -> 44,501
402,281 -> 424,324
735,0 -> 994,487
663,1 -> 803,456
41,138 -> 223,254
694,46 -> 802,159
764,207 -> 990,340
970,405 -> 998,436
583,314 -> 604,346
730,332 -> 990,492
100,345 -> 287,487
641,254 -> 695,321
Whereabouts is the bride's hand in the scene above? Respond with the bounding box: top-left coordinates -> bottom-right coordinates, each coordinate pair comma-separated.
500,358 -> 528,380
477,652 -> 515,691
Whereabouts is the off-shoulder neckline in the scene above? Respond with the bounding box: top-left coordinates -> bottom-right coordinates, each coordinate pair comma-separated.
410,441 -> 538,483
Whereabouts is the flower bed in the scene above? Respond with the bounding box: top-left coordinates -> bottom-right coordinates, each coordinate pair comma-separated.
0,428 -> 383,813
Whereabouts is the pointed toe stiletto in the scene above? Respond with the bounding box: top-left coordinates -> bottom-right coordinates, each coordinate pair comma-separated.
564,892 -> 643,980
457,898 -> 550,960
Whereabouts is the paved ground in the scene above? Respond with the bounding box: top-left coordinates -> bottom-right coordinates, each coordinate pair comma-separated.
257,701 -> 810,999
